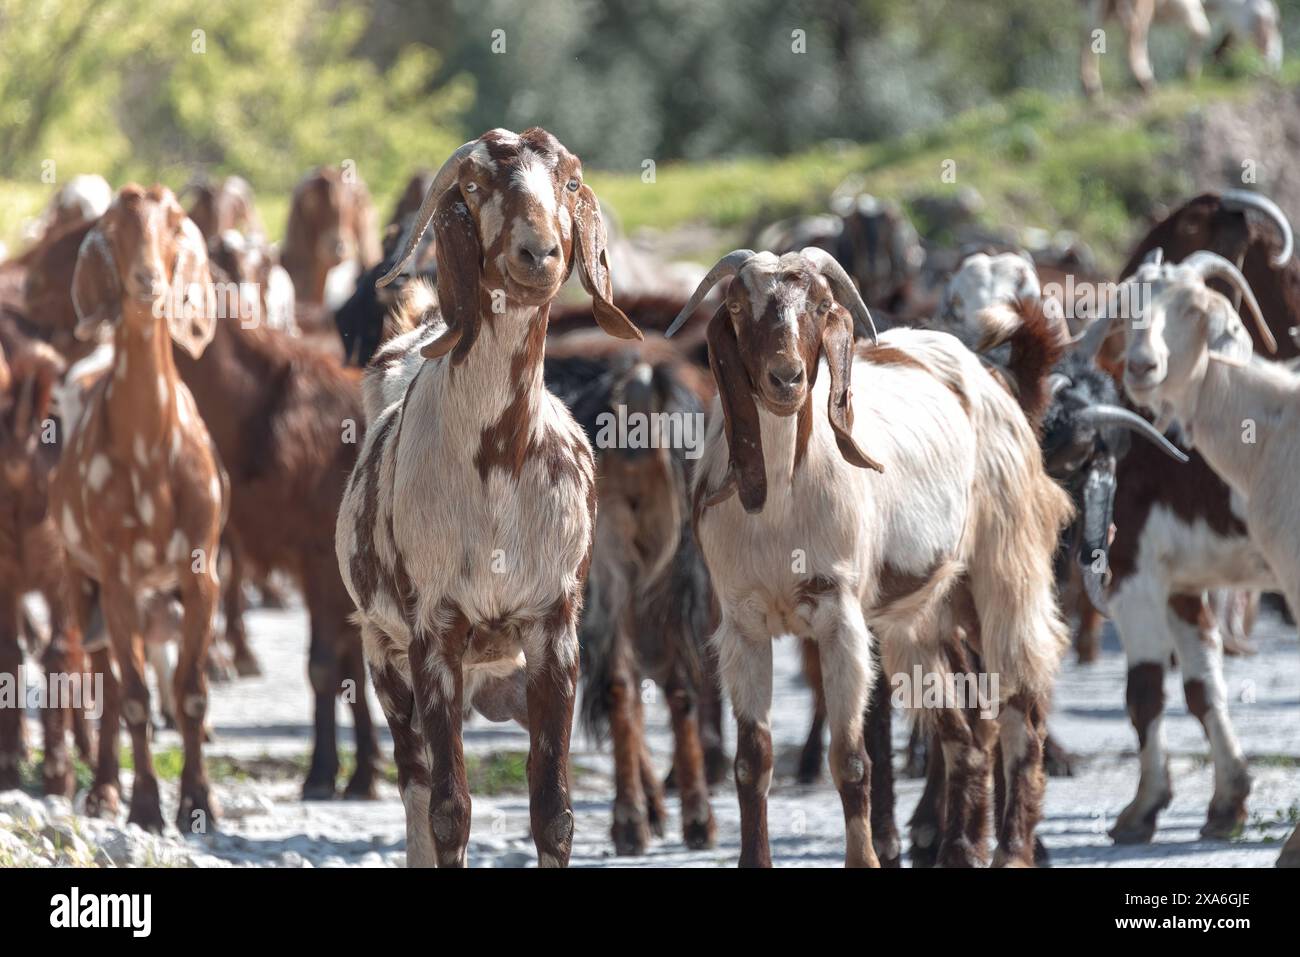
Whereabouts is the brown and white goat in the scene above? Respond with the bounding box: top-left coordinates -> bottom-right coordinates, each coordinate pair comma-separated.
666,249 -> 1071,867
0,334 -> 92,796
50,184 -> 226,832
281,166 -> 381,309
183,175 -> 263,242
336,128 -> 642,867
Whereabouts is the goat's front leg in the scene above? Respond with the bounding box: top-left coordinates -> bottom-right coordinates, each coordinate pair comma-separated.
522,605 -> 581,867
97,580 -> 166,831
716,618 -> 773,867
174,563 -> 220,833
817,603 -> 879,868
992,692 -> 1047,867
410,608 -> 472,867
220,530 -> 261,677
363,623 -> 435,866
38,580 -> 82,797
1124,0 -> 1157,93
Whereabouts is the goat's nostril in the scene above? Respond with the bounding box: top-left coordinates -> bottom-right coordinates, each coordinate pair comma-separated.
769,366 -> 804,389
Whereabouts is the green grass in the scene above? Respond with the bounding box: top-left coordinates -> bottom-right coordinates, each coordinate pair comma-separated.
21,744 -> 556,796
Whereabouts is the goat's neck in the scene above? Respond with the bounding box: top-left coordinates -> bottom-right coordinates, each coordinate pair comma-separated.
446,302 -> 548,401
106,305 -> 179,449
1177,353 -> 1283,492
755,403 -> 813,501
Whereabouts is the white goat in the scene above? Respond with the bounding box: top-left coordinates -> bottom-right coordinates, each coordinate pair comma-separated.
1118,248 -> 1299,867
665,249 -> 1072,867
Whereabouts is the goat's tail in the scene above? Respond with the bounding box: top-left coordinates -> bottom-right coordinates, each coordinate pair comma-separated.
965,376 -> 1074,701
978,297 -> 1067,428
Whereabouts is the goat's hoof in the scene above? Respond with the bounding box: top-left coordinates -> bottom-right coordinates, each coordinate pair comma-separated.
1043,735 -> 1075,778
0,759 -> 21,791
1276,837 -> 1300,868
41,761 -> 75,799
645,804 -> 666,840
682,808 -> 717,850
909,835 -> 939,869
84,782 -> 120,819
662,765 -> 677,792
177,781 -> 220,833
874,837 -> 902,869
611,811 -> 651,856
1201,800 -> 1248,840
936,839 -> 985,868
1109,801 -> 1166,845
205,653 -> 237,684
796,745 -> 823,785
342,772 -> 379,801
232,652 -> 263,678
128,778 -> 166,833
704,749 -> 730,789
1033,836 -> 1051,867
992,846 -> 1034,868
302,777 -> 337,801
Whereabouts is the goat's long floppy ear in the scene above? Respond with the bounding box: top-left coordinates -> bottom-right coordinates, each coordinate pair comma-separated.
705,305 -> 766,513
822,307 -> 883,472
572,185 -> 641,341
168,214 -> 217,359
421,186 -> 482,363
71,227 -> 120,341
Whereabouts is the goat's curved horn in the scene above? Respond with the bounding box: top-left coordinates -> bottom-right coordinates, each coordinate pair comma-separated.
664,249 -> 755,338
1076,405 -> 1189,463
377,140 -> 478,288
1142,247 -> 1164,267
1220,189 -> 1294,267
1047,372 -> 1071,397
801,246 -> 878,344
1182,250 -> 1278,354
1069,314 -> 1116,360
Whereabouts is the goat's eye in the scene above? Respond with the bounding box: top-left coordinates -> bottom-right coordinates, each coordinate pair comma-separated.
727,300 -> 742,315
817,299 -> 832,314
566,179 -> 580,193
464,182 -> 478,194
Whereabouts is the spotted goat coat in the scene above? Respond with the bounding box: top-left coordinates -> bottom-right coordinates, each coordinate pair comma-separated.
336,128 -> 641,867
49,184 -> 227,833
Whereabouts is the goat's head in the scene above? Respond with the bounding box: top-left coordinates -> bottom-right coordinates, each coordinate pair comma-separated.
183,175 -> 260,241
288,167 -> 378,271
1229,0 -> 1284,70
0,341 -> 64,509
71,184 -> 216,358
1128,190 -> 1293,274
1120,250 -> 1272,414
379,127 -> 641,363
933,250 -> 1043,350
666,248 -> 881,513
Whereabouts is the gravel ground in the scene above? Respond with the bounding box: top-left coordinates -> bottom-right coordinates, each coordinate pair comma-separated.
4,598 -> 1297,867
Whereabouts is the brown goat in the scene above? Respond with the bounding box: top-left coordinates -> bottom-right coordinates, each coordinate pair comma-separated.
20,217 -> 100,364
0,331 -> 93,796
183,175 -> 263,242
50,184 -> 226,832
281,166 -> 381,307
172,283 -> 379,799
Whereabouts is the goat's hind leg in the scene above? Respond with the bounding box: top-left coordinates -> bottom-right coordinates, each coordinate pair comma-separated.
607,633 -> 653,855
0,590 -> 24,790
865,646 -> 900,867
1168,595 -> 1250,839
992,691 -> 1047,867
663,665 -> 716,849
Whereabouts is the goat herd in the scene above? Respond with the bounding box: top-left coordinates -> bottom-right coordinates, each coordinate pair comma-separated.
1,126 -> 1298,868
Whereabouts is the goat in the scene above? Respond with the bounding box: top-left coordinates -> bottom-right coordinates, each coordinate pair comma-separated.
49,184 -> 226,832
665,248 -> 1072,867
21,217 -> 100,364
207,231 -> 297,335
1085,193 -> 1295,845
1116,250 -> 1300,867
281,166 -> 382,311
335,128 -> 642,867
543,329 -> 717,854
182,175 -> 263,242
171,281 -> 379,799
29,175 -> 112,245
1081,0 -> 1282,98
0,333 -> 94,796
